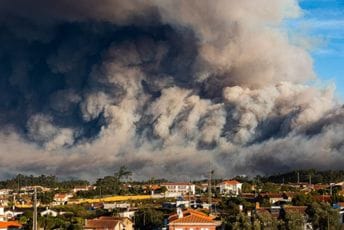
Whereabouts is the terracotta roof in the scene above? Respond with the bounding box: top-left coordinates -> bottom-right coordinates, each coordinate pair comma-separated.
313,195 -> 331,202
85,217 -> 120,229
54,193 -> 68,199
221,180 -> 241,185
169,209 -> 216,225
283,206 -> 307,214
150,184 -> 161,190
0,221 -> 22,228
313,184 -> 329,190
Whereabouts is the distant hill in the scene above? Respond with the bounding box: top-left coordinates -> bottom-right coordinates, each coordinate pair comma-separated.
261,169 -> 344,184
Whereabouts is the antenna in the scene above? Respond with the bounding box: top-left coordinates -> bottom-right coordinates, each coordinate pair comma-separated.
33,186 -> 37,230
208,165 -> 214,213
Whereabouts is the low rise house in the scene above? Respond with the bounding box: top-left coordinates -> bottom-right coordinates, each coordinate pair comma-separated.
4,210 -> 23,220
0,207 -> 5,222
0,190 -> 11,196
72,185 -> 94,193
84,216 -> 133,230
161,182 -> 196,197
53,193 -> 73,205
103,203 -> 130,210
168,208 -> 218,230
118,210 -> 135,220
264,193 -> 291,204
0,221 -> 22,230
218,180 -> 242,196
41,208 -> 58,217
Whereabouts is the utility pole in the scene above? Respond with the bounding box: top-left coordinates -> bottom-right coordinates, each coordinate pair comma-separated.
33,187 -> 37,230
208,168 -> 214,213
297,171 -> 300,184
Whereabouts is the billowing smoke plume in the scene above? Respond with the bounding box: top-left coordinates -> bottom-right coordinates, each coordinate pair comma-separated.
0,0 -> 343,180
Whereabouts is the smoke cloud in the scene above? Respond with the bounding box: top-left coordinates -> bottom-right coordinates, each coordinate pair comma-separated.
0,0 -> 342,180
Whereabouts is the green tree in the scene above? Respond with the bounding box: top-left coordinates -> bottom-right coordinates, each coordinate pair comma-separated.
114,166 -> 132,182
306,202 -> 340,230
242,182 -> 253,193
292,193 -> 314,206
261,182 -> 280,193
134,208 -> 164,230
283,210 -> 305,230
255,211 -> 278,230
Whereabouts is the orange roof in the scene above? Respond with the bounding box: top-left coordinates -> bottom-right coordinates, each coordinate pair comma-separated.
169,209 -> 216,225
0,221 -> 22,228
221,180 -> 241,185
85,217 -> 119,229
283,206 -> 307,214
150,184 -> 161,190
54,193 -> 68,198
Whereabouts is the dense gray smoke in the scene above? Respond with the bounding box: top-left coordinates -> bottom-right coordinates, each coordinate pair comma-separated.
0,0 -> 343,180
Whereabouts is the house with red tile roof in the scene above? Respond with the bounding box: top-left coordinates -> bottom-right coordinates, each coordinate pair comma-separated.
168,209 -> 218,230
84,216 -> 133,230
218,180 -> 242,196
0,221 -> 22,230
53,193 -> 73,205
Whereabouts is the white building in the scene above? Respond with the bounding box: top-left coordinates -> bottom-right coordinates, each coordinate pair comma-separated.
161,182 -> 196,197
72,185 -> 94,193
53,193 -> 73,205
41,208 -> 58,217
218,180 -> 242,196
4,210 -> 23,220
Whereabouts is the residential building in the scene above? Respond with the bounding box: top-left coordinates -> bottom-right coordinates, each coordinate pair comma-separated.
41,208 -> 58,217
84,216 -> 133,230
3,210 -> 23,220
161,182 -> 196,197
262,193 -> 291,204
118,210 -> 135,220
168,208 -> 217,230
0,207 -> 5,222
53,193 -> 73,205
103,203 -> 130,210
218,180 -> 242,196
72,185 -> 94,193
0,221 -> 22,230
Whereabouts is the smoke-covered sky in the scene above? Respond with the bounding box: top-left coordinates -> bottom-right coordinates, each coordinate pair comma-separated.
0,0 -> 343,180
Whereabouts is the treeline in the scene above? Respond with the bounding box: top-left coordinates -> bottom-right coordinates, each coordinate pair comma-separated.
2,169 -> 344,191
0,174 -> 89,190
261,169 -> 344,184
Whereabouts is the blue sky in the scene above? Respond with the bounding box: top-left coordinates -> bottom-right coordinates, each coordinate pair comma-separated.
286,0 -> 344,98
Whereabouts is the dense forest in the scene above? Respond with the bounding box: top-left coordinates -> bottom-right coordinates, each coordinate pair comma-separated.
260,169 -> 344,184
0,174 -> 89,190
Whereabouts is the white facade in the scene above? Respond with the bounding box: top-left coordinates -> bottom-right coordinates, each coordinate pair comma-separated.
218,180 -> 242,196
53,193 -> 73,205
41,209 -> 58,217
161,183 -> 196,197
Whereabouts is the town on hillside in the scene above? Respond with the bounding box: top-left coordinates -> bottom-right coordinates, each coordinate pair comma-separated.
0,169 -> 344,229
